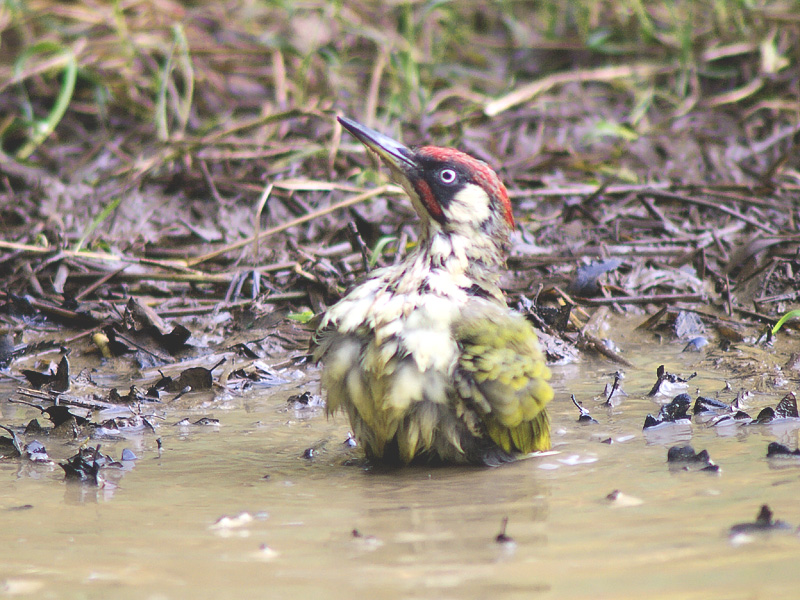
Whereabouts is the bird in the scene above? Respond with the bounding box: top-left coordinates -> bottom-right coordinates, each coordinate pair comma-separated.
313,116 -> 553,466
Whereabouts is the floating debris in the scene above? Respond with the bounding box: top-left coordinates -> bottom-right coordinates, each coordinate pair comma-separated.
673,310 -> 705,339
558,454 -> 599,466
602,371 -> 627,406
287,391 -> 325,420
0,578 -> 45,595
666,445 -> 719,472
731,389 -> 753,411
121,448 -> 138,461
605,489 -> 643,508
495,516 -> 516,547
154,365 -> 216,394
287,391 -> 323,408
683,336 -> 708,352
228,362 -> 291,388
175,417 -> 220,427
644,393 -> 692,429
693,396 -> 729,414
23,440 -> 52,464
0,424 -> 22,458
571,394 -> 597,424
766,442 -> 800,459
647,365 -> 696,397
729,505 -> 791,540
755,393 -> 799,423
706,410 -> 752,429
119,297 -> 193,357
21,355 -> 70,392
643,394 -> 693,443
210,512 -> 255,533
60,445 -> 107,485
252,543 -> 280,561
599,338 -> 620,354
352,528 -> 383,550
96,416 -> 156,437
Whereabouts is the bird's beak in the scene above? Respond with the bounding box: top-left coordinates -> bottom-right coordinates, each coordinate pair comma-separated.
337,116 -> 417,175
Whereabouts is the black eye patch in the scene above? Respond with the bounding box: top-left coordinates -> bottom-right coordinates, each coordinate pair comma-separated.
414,158 -> 471,213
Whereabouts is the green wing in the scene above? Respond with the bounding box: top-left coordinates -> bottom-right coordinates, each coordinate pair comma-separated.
454,306 -> 553,454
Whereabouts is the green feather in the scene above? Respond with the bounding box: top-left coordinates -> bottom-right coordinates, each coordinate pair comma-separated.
454,304 -> 553,454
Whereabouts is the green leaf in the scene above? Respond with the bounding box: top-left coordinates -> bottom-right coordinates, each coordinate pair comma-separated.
287,311 -> 315,324
771,310 -> 800,336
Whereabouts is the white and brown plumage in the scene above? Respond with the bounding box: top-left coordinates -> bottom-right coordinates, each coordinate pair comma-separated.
313,117 -> 553,466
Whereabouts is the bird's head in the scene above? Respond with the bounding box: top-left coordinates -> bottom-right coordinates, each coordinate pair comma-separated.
338,117 -> 514,252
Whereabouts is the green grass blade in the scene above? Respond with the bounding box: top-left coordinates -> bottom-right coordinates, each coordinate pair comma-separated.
771,310 -> 800,336
156,25 -> 195,141
369,236 -> 397,268
73,196 -> 124,252
172,24 -> 195,136
155,40 -> 175,141
15,46 -> 77,160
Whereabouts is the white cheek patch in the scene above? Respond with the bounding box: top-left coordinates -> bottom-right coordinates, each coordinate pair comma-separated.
448,184 -> 491,225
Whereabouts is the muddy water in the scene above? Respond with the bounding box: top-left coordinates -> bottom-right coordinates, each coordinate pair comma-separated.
2,332 -> 800,599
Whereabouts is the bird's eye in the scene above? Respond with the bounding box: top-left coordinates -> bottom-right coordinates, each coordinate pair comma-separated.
438,169 -> 457,185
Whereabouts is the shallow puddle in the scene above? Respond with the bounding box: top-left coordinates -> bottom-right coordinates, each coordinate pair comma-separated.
2,325 -> 800,599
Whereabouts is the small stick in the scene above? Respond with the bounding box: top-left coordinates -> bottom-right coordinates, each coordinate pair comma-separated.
484,62 -> 669,116
640,189 -> 777,234
74,266 -> 128,301
724,274 -> 733,317
604,373 -> 622,406
579,293 -> 704,306
186,185 -> 395,266
495,517 -> 514,544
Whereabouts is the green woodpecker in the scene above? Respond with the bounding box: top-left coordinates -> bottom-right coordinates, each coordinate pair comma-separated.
313,117 -> 553,466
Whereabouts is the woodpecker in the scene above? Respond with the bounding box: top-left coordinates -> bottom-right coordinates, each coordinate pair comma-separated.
313,116 -> 553,466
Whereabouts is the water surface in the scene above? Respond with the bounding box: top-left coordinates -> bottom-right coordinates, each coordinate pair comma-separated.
2,332 -> 799,599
